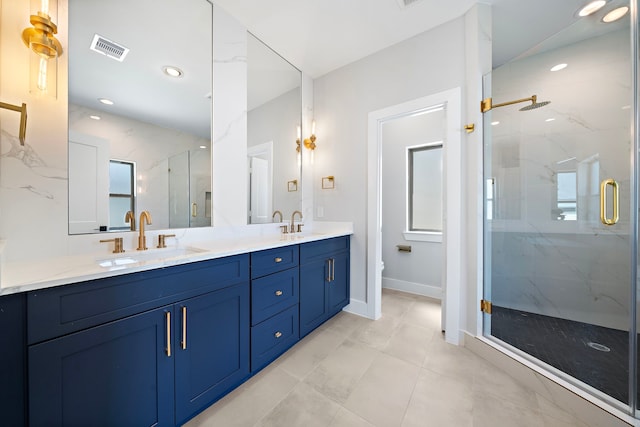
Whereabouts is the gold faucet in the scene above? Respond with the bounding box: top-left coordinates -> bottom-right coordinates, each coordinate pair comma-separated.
125,210 -> 136,231
137,210 -> 152,250
290,210 -> 303,233
272,210 -> 283,223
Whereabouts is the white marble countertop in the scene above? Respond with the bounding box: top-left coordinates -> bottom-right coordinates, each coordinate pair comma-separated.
0,225 -> 353,296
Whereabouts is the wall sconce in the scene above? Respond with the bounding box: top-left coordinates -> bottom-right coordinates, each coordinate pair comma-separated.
0,102 -> 28,145
303,120 -> 316,150
22,0 -> 63,96
322,176 -> 335,190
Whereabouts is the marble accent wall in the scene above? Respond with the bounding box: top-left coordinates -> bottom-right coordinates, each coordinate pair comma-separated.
212,5 -> 248,227
487,29 -> 632,330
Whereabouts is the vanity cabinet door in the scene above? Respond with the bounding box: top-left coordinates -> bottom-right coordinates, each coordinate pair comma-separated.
299,258 -> 330,338
299,236 -> 350,338
0,294 -> 26,427
174,283 -> 250,425
328,251 -> 350,316
29,306 -> 174,427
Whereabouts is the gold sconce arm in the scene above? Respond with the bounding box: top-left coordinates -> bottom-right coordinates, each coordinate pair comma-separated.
0,102 -> 27,145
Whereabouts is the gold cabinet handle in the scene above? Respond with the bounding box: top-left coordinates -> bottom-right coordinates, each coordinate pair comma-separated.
331,259 -> 335,282
600,179 -> 619,225
274,257 -> 283,263
326,259 -> 331,282
181,306 -> 187,350
275,290 -> 283,296
165,311 -> 172,357
274,331 -> 283,338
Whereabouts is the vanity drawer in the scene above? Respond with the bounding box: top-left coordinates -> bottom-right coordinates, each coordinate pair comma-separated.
251,246 -> 299,279
251,268 -> 299,325
27,254 -> 249,344
251,305 -> 299,372
300,236 -> 350,264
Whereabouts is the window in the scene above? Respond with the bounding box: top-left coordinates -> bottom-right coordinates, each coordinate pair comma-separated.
556,171 -> 577,221
407,143 -> 443,232
109,160 -> 135,229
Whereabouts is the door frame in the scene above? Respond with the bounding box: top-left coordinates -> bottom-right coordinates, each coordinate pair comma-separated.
366,87 -> 463,344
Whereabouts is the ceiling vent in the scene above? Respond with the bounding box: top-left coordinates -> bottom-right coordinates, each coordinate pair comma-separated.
90,34 -> 130,62
395,0 -> 423,9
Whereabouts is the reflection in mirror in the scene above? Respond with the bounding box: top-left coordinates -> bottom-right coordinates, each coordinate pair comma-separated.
67,0 -> 212,234
247,33 -> 302,224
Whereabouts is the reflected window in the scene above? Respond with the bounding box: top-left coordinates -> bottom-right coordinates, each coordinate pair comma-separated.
556,171 -> 577,221
408,143 -> 443,231
109,160 -> 135,229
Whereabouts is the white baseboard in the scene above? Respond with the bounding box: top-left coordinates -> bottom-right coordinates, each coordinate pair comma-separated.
343,298 -> 371,319
382,277 -> 442,300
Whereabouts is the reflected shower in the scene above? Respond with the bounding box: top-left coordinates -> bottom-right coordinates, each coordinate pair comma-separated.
480,94 -> 550,113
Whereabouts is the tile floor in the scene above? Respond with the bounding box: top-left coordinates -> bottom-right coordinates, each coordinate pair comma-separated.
185,289 -> 592,427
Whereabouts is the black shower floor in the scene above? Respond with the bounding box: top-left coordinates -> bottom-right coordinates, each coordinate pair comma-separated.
491,306 -> 630,403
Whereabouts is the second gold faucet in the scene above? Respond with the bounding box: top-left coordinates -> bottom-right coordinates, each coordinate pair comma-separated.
137,210 -> 152,250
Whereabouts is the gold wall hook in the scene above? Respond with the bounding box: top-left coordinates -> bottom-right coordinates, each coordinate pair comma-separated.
0,102 -> 27,145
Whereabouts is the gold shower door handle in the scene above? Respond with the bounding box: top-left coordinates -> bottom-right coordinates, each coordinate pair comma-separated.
191,203 -> 197,217
600,179 -> 619,225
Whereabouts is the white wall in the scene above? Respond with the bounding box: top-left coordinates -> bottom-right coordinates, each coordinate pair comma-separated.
313,16 -> 466,305
380,109 -> 444,298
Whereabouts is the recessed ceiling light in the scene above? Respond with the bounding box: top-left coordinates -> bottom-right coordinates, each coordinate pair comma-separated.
199,145 -> 207,149
550,63 -> 568,72
98,98 -> 114,105
491,121 -> 500,126
602,6 -> 629,23
622,105 -> 631,110
90,115 -> 101,120
545,118 -> 556,122
578,0 -> 606,17
163,66 -> 183,78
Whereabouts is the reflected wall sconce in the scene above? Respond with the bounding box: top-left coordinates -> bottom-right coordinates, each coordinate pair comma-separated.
22,0 -> 63,95
303,120 -> 316,150
296,126 -> 301,153
322,176 -> 335,190
0,102 -> 28,145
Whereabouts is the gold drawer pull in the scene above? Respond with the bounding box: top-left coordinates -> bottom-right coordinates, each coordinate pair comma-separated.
181,306 -> 187,350
274,257 -> 283,263
274,331 -> 283,338
275,290 -> 283,296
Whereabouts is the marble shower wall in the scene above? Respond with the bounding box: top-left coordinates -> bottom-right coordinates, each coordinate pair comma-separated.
487,29 -> 632,330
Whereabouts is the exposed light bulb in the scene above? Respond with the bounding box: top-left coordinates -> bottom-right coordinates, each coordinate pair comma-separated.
37,57 -> 48,91
311,120 -> 316,135
41,0 -> 49,15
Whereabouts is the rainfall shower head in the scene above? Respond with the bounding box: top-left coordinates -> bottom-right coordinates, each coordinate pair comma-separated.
519,95 -> 551,111
480,94 -> 551,113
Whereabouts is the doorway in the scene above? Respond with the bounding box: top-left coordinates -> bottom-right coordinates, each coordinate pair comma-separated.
367,87 -> 462,344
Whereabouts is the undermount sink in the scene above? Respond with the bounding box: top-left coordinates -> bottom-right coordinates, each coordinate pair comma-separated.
97,246 -> 206,269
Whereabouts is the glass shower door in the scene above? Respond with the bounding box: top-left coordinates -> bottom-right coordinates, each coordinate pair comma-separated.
482,13 -> 634,409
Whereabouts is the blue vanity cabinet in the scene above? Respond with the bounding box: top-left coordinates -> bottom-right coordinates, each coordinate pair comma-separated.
29,306 -> 175,427
299,236 -> 350,338
174,283 -> 249,425
0,293 -> 27,427
250,246 -> 300,373
27,254 -> 250,427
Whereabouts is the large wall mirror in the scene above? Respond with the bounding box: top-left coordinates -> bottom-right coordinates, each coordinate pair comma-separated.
67,1 -> 302,234
68,0 -> 213,234
247,33 -> 302,224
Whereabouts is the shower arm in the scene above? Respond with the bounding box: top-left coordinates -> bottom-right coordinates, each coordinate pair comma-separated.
480,95 -> 537,113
